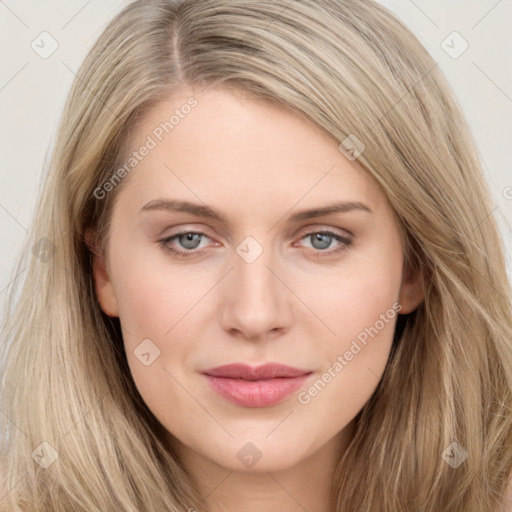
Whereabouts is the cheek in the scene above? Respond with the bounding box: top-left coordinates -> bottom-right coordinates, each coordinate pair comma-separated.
108,241 -> 214,403
112,265 -> 200,430
110,240 -> 209,341
303,254 -> 402,347
294,292 -> 400,440
295,244 -> 403,402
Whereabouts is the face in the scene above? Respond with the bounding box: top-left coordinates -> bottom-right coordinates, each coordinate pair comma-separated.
91,87 -> 423,473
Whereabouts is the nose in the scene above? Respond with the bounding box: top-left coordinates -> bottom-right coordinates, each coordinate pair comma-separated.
219,242 -> 293,341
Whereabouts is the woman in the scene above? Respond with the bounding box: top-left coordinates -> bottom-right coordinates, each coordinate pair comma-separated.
1,0 -> 511,510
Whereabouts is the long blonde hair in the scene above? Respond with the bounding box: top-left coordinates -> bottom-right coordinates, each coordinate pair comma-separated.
1,0 -> 511,510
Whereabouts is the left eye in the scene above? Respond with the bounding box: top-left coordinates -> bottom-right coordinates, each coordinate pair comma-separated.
158,229 -> 352,259
297,231 -> 352,253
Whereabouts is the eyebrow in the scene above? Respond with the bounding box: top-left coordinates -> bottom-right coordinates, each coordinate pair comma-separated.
139,199 -> 373,225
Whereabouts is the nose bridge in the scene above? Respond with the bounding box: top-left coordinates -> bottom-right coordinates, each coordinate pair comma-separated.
220,235 -> 291,338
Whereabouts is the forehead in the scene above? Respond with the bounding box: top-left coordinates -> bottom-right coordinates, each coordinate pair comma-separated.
115,87 -> 387,217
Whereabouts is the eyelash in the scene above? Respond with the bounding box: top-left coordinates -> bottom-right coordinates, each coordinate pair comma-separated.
158,229 -> 353,260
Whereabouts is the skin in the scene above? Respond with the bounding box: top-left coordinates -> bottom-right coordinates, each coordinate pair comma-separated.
90,87 -> 424,512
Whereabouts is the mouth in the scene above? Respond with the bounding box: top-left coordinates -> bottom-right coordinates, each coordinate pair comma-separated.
202,363 -> 313,408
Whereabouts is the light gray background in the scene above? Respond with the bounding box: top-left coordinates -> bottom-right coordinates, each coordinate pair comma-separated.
1,0 -> 511,316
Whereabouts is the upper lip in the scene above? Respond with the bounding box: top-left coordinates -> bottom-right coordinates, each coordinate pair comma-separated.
203,363 -> 311,380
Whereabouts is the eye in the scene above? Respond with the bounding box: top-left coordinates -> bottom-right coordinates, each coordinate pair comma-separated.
158,231 -> 215,259
295,230 -> 353,258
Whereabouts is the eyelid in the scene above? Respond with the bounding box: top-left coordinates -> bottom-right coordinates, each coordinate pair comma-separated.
157,223 -> 217,238
294,223 -> 353,239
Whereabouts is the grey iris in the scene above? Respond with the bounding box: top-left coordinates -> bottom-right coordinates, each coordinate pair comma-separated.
180,233 -> 202,249
310,233 -> 332,250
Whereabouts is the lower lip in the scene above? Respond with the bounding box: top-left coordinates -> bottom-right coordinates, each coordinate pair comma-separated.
203,374 -> 311,408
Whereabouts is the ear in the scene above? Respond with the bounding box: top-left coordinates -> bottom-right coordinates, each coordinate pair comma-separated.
397,259 -> 425,315
84,228 -> 119,317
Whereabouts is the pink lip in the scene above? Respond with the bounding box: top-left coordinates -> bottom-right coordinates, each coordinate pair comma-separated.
202,363 -> 312,408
